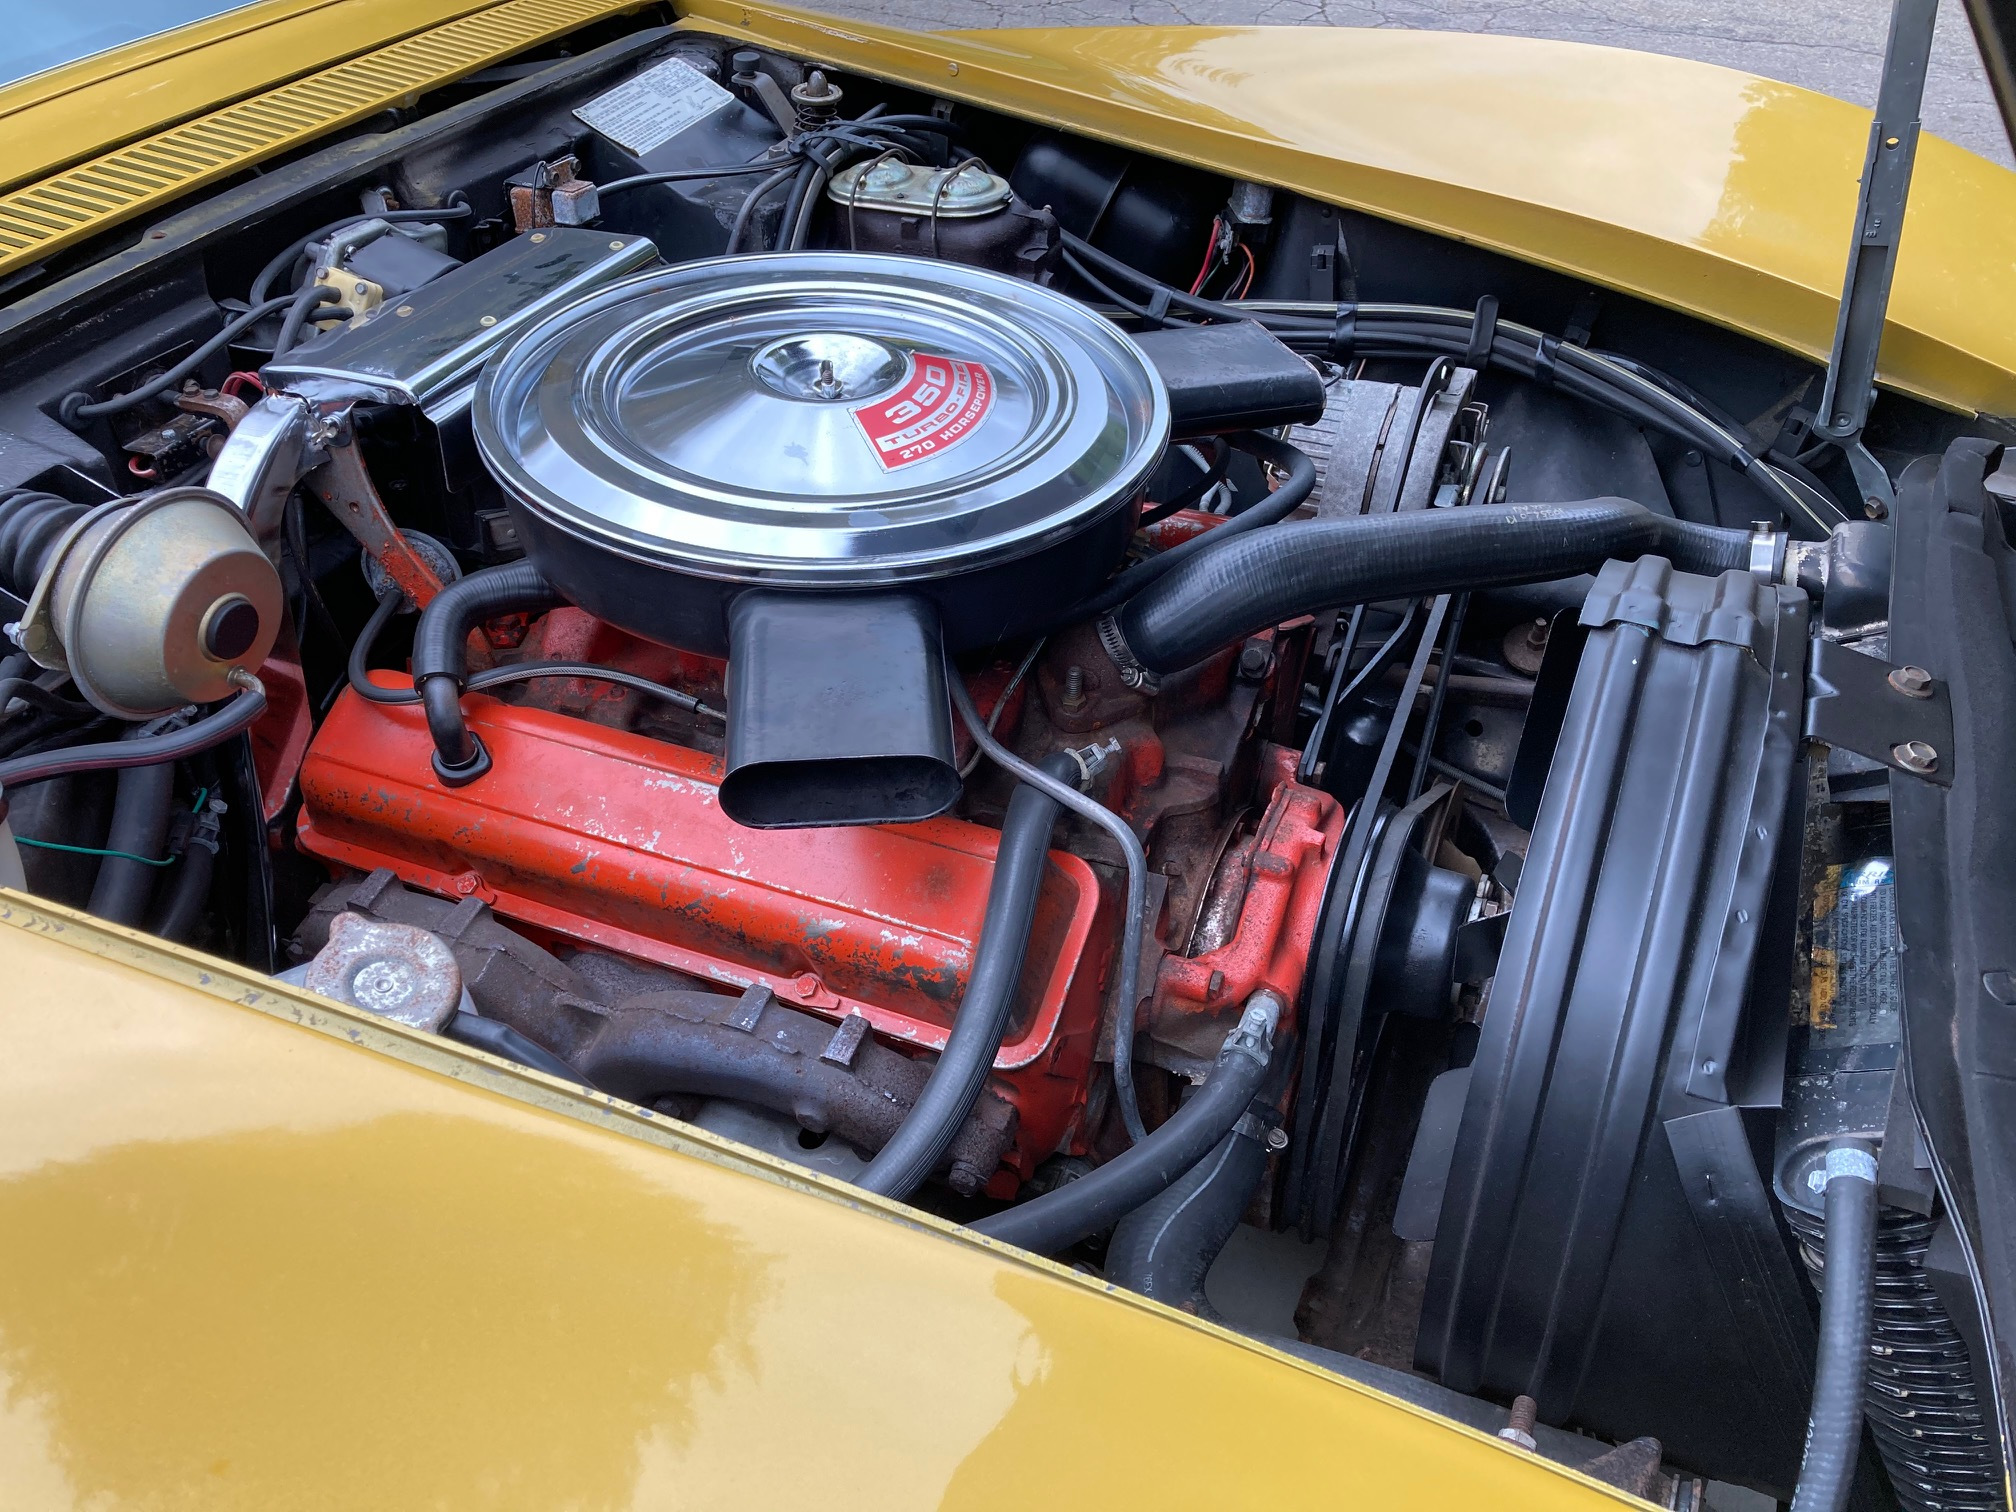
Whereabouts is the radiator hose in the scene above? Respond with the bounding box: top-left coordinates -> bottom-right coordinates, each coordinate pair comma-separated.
1106,498 -> 1759,677
86,713 -> 188,926
974,992 -> 1281,1256
858,750 -> 1080,1200
1079,431 -> 1319,618
408,560 -> 565,785
1790,1141 -> 1881,1512
1105,1114 -> 1273,1314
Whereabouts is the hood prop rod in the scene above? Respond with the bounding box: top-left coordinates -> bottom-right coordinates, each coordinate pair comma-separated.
1813,0 -> 1938,515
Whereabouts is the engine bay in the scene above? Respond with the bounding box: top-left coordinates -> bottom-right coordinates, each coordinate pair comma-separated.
2,23 -> 2012,1508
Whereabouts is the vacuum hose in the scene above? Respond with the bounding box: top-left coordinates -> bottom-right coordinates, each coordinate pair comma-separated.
1790,1141 -> 1881,1512
0,673 -> 265,793
1079,431 -> 1319,618
974,992 -> 1281,1255
1107,498 -> 1758,677
408,560 -> 565,785
858,750 -> 1080,1200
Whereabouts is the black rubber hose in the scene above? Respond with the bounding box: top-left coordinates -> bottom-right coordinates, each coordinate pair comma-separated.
973,994 -> 1280,1255
247,202 -> 472,306
948,674 -> 1151,1144
859,751 -> 1080,1200
0,677 -> 264,792
149,824 -> 217,943
86,718 -> 185,925
1140,438 -> 1230,526
1079,432 -> 1317,618
58,289 -> 330,425
348,589 -> 412,704
1105,1116 -> 1271,1313
0,490 -> 89,594
409,560 -> 564,776
0,679 -> 92,718
1791,1141 -> 1881,1512
271,287 -> 348,358
1113,498 -> 1754,676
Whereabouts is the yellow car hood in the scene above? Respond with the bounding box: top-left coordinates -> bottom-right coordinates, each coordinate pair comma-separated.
0,894 -> 1636,1509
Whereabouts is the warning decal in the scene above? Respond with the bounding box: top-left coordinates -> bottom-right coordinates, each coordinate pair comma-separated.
851,353 -> 994,470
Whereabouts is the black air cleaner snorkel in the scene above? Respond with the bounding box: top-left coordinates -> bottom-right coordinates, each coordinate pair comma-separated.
720,591 -> 959,828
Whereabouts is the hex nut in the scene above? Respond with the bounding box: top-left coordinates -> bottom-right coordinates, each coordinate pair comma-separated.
1887,664 -> 1934,698
1892,739 -> 1939,774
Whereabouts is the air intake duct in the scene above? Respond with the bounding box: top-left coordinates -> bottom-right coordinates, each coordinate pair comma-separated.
721,591 -> 958,828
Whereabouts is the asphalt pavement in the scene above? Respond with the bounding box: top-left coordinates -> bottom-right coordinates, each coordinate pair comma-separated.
808,0 -> 2013,167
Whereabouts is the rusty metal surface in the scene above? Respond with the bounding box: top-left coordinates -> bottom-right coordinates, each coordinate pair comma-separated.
1149,758 -> 1345,1066
301,911 -> 463,1031
303,434 -> 448,608
293,872 -> 1017,1191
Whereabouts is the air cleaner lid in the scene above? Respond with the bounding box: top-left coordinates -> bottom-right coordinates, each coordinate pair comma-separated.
474,252 -> 1168,586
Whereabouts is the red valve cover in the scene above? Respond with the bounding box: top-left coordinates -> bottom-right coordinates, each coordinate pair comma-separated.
297,679 -> 1112,1188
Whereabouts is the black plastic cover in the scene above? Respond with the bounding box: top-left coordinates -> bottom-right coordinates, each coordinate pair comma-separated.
1010,134 -> 1223,287
344,230 -> 459,297
1888,439 -> 2016,1477
1131,320 -> 1325,438
720,590 -> 960,830
1420,557 -> 1817,1496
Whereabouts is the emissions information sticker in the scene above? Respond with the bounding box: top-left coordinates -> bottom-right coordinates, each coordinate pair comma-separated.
573,58 -> 735,156
851,353 -> 994,470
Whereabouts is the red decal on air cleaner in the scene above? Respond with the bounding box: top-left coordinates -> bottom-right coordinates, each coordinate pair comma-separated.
851,353 -> 994,470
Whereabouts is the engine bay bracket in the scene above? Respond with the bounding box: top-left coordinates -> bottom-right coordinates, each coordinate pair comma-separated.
1804,635 -> 1955,786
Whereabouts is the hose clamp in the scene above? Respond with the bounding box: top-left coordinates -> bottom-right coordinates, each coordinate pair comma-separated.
1221,989 -> 1284,1068
1747,520 -> 1787,582
1096,611 -> 1158,694
1807,1144 -> 1879,1192
1067,736 -> 1123,788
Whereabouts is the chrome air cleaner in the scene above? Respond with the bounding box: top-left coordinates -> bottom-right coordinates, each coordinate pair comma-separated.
474,252 -> 1168,826
474,251 -> 1167,652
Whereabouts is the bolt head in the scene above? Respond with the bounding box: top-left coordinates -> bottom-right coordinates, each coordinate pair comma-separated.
1807,1167 -> 1829,1194
1888,664 -> 1933,698
1238,642 -> 1272,680
1264,1126 -> 1290,1153
1893,739 -> 1939,774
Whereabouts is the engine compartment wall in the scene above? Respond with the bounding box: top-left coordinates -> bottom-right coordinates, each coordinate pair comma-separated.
674,3 -> 2016,420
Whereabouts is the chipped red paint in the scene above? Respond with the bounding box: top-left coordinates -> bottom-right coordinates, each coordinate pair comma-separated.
1148,755 -> 1343,1062
296,674 -> 1111,1185
248,654 -> 313,823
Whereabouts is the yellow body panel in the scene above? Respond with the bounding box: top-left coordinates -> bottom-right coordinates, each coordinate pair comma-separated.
0,0 -> 648,275
0,892 -> 1637,1509
680,3 -> 2016,418
0,0 -> 538,188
